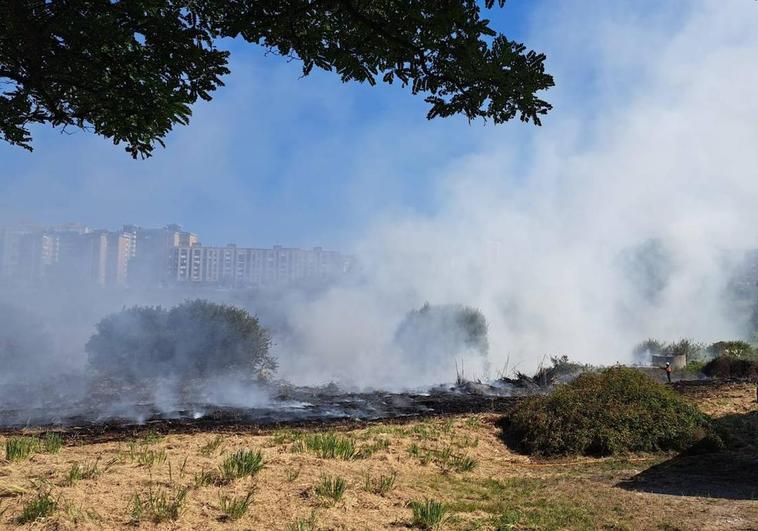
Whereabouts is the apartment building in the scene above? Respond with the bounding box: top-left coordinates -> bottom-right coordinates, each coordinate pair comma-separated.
1,222 -> 351,290
169,244 -> 353,288
54,230 -> 109,286
0,227 -> 58,285
125,224 -> 198,286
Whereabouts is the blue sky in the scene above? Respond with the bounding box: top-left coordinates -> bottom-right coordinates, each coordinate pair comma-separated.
0,0 -> 680,249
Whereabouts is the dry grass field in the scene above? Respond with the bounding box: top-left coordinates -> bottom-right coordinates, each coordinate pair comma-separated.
0,382 -> 755,530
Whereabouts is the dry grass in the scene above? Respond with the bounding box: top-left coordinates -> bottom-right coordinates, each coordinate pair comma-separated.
0,384 -> 754,529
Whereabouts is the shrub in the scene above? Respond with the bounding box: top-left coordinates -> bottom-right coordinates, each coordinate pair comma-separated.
662,339 -> 704,361
532,355 -> 594,385
702,356 -> 758,379
86,300 -> 276,384
508,367 -> 710,456
706,341 -> 755,360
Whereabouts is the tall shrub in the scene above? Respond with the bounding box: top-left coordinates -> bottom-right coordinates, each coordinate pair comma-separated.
508,367 -> 709,456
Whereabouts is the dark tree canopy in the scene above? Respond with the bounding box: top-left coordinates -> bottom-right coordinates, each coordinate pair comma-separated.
1,0 -> 554,158
86,299 -> 275,383
394,302 -> 489,362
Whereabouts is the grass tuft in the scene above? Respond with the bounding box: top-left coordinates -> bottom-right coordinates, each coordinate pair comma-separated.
364,472 -> 397,496
298,433 -> 358,460
130,485 -> 188,523
286,511 -> 318,531
41,433 -> 64,454
410,499 -> 449,530
127,442 -> 167,468
65,459 -> 103,485
199,435 -> 224,456
5,436 -> 38,461
451,455 -> 477,472
315,475 -> 347,504
18,490 -> 57,523
285,467 -> 301,482
194,468 -> 218,487
219,449 -> 264,482
219,490 -> 254,520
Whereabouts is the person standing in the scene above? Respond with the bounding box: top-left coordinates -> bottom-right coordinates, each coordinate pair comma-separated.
661,361 -> 672,383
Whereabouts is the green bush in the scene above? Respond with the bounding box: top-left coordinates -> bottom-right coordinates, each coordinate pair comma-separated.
508,367 -> 709,456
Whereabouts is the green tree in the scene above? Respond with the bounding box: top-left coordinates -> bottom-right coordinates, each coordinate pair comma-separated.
394,302 -> 489,363
1,0 -> 554,158
86,300 -> 275,383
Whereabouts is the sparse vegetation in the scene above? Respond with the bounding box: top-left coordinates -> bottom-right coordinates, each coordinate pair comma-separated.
199,435 -> 224,456
4,433 -> 63,461
5,436 -> 38,461
509,367 -> 710,456
0,381 -> 755,529
194,469 -> 218,488
294,433 -> 358,460
364,472 -> 397,495
130,485 -> 188,523
127,442 -> 167,468
219,449 -> 264,482
18,490 -> 57,524
410,499 -> 449,530
65,458 -> 111,485
285,467 -> 301,482
219,490 -> 254,521
41,432 -> 64,453
286,512 -> 318,531
314,476 -> 347,504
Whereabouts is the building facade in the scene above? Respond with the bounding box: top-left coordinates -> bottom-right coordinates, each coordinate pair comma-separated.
1,223 -> 352,290
169,244 -> 353,288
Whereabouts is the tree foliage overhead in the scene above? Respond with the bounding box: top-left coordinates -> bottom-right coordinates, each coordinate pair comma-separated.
1,0 -> 554,158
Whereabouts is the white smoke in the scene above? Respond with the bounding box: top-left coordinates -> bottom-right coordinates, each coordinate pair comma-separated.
273,1 -> 758,388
